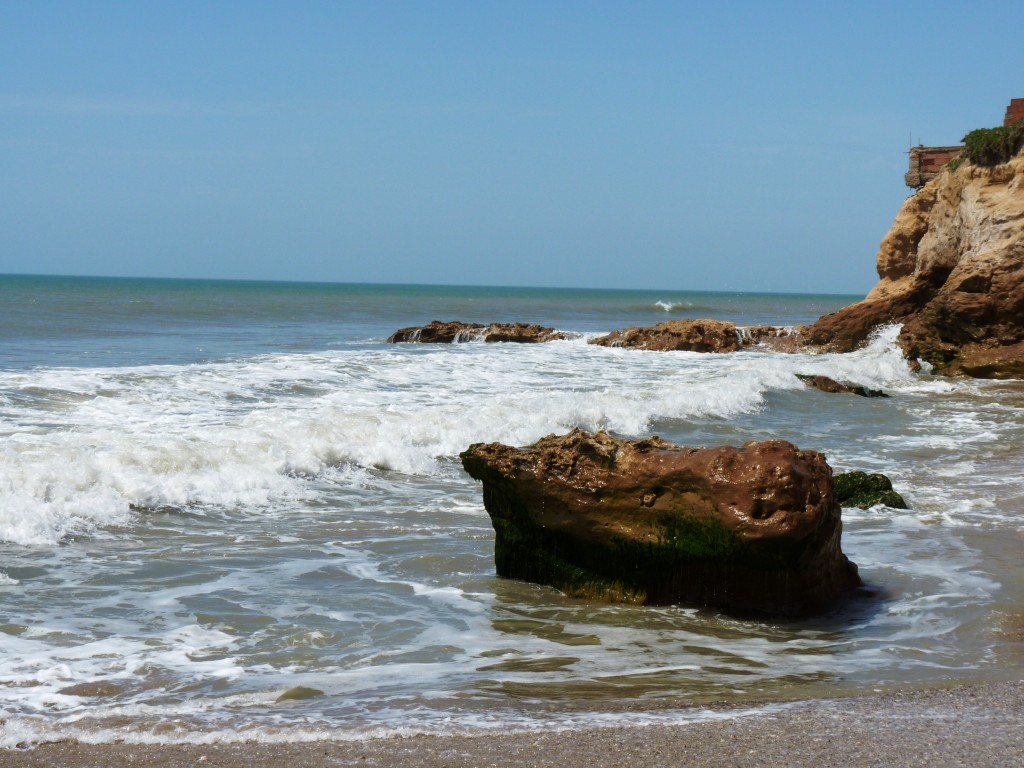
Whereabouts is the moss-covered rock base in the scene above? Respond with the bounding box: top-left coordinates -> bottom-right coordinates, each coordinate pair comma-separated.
833,471 -> 908,509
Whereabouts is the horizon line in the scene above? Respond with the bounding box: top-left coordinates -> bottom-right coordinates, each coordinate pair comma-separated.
0,271 -> 868,299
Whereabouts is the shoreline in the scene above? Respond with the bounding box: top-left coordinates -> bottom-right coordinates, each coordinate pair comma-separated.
6,680 -> 1023,767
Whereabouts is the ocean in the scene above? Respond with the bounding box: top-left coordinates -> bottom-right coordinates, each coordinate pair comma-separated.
2,274 -> 1023,747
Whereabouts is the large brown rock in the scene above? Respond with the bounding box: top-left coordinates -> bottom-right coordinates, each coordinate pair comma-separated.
460,429 -> 861,617
589,319 -> 791,352
803,152 -> 1024,377
388,320 -> 574,344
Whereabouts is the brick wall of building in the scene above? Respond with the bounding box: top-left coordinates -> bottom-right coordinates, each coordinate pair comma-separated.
904,99 -> 1021,188
1005,98 -> 1024,126
905,146 -> 963,188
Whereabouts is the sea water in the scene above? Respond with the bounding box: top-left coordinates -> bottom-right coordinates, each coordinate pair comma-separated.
1,274 -> 1023,747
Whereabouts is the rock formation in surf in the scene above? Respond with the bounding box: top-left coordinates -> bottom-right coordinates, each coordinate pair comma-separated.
795,374 -> 889,398
460,429 -> 861,617
589,319 -> 792,352
833,471 -> 908,510
387,320 -> 574,344
803,149 -> 1024,378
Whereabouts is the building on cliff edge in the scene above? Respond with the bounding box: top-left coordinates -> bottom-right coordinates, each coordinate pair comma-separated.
905,98 -> 1024,189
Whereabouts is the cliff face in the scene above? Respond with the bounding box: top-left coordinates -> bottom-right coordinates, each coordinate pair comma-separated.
806,152 -> 1024,377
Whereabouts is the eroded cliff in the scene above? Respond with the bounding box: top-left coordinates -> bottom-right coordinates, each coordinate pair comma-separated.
805,151 -> 1024,377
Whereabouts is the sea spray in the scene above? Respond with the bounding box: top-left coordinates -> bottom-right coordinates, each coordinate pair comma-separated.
1,333 -> 920,546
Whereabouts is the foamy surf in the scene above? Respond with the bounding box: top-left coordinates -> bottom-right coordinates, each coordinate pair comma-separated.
0,325 -> 996,547
0,329 -> 907,546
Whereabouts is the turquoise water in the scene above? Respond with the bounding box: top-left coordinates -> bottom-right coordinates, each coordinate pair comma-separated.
1,274 -> 1023,746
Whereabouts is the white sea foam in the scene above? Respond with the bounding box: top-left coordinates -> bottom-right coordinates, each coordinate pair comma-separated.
654,300 -> 692,312
0,325 -> 992,545
0,700 -> 791,749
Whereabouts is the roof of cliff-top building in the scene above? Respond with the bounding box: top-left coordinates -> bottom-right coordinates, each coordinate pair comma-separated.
906,98 -> 1024,189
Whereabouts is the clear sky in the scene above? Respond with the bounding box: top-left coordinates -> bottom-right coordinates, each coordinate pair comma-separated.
1,1 -> 1021,294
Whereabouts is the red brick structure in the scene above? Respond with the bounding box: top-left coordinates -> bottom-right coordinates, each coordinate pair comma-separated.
905,98 -> 1022,189
905,145 -> 963,188
1005,98 -> 1024,126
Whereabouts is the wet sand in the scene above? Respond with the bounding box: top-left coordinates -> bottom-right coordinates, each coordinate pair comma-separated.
5,680 -> 1023,767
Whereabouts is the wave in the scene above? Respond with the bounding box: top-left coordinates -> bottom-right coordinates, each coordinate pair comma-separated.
0,326 -> 965,547
655,300 -> 691,312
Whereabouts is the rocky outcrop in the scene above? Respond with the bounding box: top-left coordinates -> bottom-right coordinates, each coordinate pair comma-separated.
589,319 -> 793,352
460,429 -> 861,617
833,471 -> 908,509
388,320 -> 574,344
804,152 -> 1024,377
590,319 -> 741,352
795,374 -> 889,398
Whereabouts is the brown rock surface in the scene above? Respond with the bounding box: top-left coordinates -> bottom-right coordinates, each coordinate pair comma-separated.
589,319 -> 742,352
460,429 -> 861,617
795,374 -> 889,398
589,320 -> 798,353
387,320 -> 573,344
803,152 -> 1024,377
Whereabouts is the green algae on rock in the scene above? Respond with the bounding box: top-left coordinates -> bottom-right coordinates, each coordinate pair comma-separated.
461,429 -> 861,617
833,471 -> 908,509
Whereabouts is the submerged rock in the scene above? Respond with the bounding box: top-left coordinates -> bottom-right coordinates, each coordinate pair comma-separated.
795,374 -> 889,398
387,320 -> 573,344
833,471 -> 908,509
276,686 -> 325,702
460,429 -> 861,617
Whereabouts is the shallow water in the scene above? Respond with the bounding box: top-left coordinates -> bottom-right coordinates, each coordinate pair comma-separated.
1,276 -> 1023,746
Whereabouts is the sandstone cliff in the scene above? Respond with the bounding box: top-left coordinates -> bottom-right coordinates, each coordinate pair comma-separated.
805,151 -> 1024,377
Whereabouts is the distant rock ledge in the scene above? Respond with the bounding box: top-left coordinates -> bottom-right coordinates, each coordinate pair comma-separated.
387,320 -> 575,344
589,319 -> 796,352
461,429 -> 861,617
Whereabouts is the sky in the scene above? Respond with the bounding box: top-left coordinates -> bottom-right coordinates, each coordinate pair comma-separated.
1,1 -> 1022,294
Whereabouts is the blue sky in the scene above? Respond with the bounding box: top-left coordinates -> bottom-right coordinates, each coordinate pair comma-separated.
2,1 -> 1021,294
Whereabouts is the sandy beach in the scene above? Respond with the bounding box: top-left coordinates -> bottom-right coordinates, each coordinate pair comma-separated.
5,680 -> 1023,768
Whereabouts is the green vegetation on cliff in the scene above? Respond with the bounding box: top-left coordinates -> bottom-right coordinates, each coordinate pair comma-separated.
960,118 -> 1024,167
